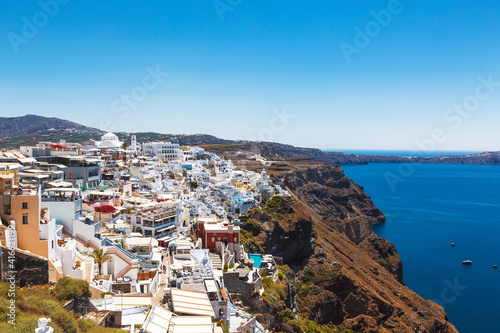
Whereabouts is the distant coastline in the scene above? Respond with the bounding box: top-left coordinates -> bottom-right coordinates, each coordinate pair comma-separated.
310,148 -> 500,165
322,149 -> 482,157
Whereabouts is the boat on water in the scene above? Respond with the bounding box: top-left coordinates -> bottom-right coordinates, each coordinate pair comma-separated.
462,260 -> 473,265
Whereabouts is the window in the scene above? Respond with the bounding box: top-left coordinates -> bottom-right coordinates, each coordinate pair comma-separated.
22,202 -> 28,209
22,213 -> 28,224
217,237 -> 221,241
52,240 -> 54,249
234,237 -> 237,242
212,237 -> 214,242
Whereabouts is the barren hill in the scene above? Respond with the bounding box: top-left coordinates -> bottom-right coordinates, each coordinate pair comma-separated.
0,115 -> 100,139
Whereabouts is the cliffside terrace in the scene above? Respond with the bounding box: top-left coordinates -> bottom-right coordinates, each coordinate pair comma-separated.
32,146 -> 80,153
0,185 -> 37,197
140,210 -> 176,228
135,205 -> 176,220
42,188 -> 81,202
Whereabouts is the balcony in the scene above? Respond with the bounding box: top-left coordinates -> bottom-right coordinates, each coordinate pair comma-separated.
42,190 -> 81,202
142,217 -> 175,227
2,187 -> 37,197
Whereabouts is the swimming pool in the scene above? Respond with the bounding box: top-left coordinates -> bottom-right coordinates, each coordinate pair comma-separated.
248,254 -> 262,268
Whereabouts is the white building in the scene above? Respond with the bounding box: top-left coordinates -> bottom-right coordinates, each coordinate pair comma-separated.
142,142 -> 182,162
126,203 -> 179,238
182,146 -> 205,161
41,188 -> 82,235
126,135 -> 141,155
96,133 -> 123,149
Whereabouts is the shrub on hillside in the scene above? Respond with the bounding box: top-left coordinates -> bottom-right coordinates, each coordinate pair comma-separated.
266,196 -> 282,209
52,308 -> 79,333
0,313 -> 46,333
79,318 -> 98,332
17,290 -> 60,315
55,277 -> 90,302
302,267 -> 315,283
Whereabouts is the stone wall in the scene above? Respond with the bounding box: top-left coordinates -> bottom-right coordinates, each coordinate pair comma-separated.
223,271 -> 261,294
111,282 -> 131,294
0,246 -> 49,287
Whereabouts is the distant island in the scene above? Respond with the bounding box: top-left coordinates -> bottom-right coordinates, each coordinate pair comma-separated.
1,115 -> 499,166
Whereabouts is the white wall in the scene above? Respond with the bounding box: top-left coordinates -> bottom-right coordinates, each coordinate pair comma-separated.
42,201 -> 77,234
39,219 -> 59,262
103,249 -> 130,278
73,219 -> 101,245
60,241 -> 86,280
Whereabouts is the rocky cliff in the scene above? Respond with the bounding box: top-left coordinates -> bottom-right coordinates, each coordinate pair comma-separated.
238,164 -> 456,332
275,165 -> 385,244
241,197 -> 315,269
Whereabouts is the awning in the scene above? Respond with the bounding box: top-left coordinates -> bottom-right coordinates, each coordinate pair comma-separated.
154,224 -> 176,232
111,296 -> 152,310
125,237 -> 158,248
18,157 -> 37,163
47,181 -> 74,188
87,190 -> 114,196
143,306 -> 173,333
46,188 -> 79,192
3,163 -> 23,170
170,289 -> 215,317
204,279 -> 218,293
171,316 -> 214,333
19,173 -> 50,179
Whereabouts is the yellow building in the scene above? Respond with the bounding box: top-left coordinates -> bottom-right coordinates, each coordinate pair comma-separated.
0,171 -> 55,259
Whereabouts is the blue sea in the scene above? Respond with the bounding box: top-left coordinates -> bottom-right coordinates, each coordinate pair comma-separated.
323,149 -> 481,157
342,161 -> 500,333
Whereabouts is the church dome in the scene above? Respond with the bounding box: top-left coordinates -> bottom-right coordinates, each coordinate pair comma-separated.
97,132 -> 122,148
102,132 -> 118,141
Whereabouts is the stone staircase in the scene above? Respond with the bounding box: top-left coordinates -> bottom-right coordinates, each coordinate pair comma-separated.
210,253 -> 223,270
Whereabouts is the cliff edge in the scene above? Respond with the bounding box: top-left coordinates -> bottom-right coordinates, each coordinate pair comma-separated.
237,164 -> 456,332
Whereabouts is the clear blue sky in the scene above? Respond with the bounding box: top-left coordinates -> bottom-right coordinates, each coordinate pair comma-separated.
1,0 -> 500,150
